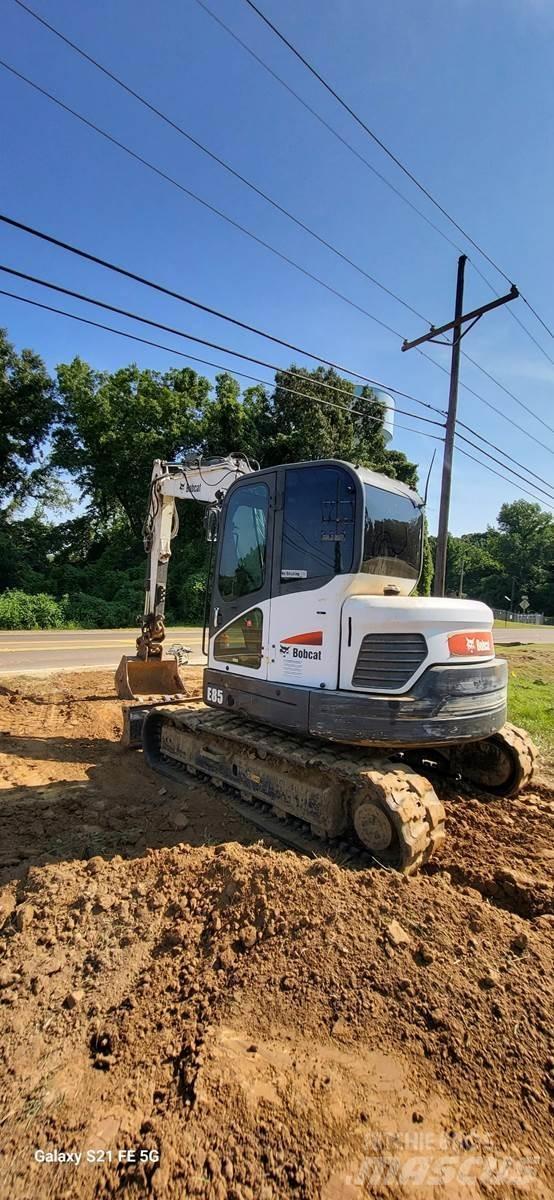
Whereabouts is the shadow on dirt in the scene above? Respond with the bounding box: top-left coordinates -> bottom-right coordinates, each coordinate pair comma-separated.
0,732 -> 268,888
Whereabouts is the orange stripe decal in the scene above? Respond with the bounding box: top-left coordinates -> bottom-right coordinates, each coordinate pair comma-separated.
281,631 -> 323,646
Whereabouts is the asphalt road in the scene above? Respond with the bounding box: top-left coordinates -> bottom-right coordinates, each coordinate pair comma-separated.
0,623 -> 552,676
0,627 -> 205,675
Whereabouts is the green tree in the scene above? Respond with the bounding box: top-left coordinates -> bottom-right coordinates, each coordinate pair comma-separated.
260,366 -> 418,486
0,328 -> 57,503
54,359 -> 210,537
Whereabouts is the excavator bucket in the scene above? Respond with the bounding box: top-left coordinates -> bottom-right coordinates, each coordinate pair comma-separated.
115,654 -> 189,701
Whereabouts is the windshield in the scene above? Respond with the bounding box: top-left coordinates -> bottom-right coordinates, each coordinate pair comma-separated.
362,483 -> 422,581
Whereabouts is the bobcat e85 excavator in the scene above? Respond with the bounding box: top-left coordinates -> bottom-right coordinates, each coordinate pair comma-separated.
116,454 -> 536,874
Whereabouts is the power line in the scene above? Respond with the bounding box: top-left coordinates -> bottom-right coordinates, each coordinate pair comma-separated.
0,260 -> 443,420
0,265 -> 445,425
193,0 -> 466,259
3,224 -> 552,491
461,349 -> 554,436
3,7 -> 428,324
200,0 -> 554,369
0,214 -> 426,399
418,348 -> 554,456
455,418 -> 554,492
455,431 -> 554,503
6,280 -> 553,509
456,445 -> 554,511
3,56 -> 551,441
241,0 -> 528,297
0,286 -> 444,442
467,260 -> 554,368
7,210 -> 554,461
5,270 -> 551,502
14,0 -> 554,360
0,60 -> 408,345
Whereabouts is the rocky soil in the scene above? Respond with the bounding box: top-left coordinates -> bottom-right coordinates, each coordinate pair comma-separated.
0,669 -> 552,1199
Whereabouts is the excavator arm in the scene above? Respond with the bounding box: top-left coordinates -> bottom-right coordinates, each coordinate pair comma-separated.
116,454 -> 253,699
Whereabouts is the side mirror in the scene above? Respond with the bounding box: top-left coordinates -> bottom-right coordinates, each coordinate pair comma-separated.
204,505 -> 219,543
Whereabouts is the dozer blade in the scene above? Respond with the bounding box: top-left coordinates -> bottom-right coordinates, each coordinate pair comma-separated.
115,654 -> 189,701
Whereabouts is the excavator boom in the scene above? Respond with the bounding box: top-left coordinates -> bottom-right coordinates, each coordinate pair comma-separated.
116,454 -> 253,700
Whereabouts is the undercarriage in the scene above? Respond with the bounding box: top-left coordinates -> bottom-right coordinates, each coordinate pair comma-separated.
142,705 -> 536,874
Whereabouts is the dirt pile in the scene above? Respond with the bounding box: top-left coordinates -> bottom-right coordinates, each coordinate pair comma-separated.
0,671 -> 553,1199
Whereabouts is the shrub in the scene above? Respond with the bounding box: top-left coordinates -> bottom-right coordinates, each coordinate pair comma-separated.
61,592 -> 137,628
0,589 -> 66,629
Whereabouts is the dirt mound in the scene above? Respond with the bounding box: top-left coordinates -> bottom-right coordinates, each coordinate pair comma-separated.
0,671 -> 553,1199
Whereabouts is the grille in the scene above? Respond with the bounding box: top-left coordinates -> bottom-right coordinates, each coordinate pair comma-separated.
352,633 -> 427,691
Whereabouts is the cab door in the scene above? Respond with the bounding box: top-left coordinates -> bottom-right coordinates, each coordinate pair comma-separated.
207,474 -> 275,680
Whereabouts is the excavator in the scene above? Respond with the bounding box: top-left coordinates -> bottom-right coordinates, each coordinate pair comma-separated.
116,453 -> 536,874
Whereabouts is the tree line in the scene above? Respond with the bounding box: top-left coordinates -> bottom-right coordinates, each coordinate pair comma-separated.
1,327 -> 553,627
0,326 -> 432,628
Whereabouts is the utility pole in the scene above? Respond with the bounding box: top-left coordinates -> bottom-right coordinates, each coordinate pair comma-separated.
402,262 -> 519,597
434,254 -> 466,596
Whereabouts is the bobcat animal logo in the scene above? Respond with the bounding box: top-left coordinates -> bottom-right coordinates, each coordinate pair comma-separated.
280,644 -> 291,656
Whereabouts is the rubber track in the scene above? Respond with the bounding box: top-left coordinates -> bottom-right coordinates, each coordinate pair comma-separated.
452,721 -> 538,798
146,706 -> 446,875
497,723 -> 537,795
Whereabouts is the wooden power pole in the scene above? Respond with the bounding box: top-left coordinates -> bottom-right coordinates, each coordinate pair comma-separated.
433,254 -> 466,597
402,260 -> 519,597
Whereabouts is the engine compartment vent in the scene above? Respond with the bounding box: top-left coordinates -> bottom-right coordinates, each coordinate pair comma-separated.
352,633 -> 427,691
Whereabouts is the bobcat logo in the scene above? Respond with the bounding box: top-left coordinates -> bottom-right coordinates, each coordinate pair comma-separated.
466,637 -> 475,650
280,644 -> 291,656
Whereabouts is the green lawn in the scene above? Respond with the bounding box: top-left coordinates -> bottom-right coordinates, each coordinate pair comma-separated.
503,644 -> 554,757
494,619 -> 552,629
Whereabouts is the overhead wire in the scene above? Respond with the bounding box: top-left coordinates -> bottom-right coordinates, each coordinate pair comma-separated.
1,8 -> 429,324
4,212 -> 553,490
6,210 -> 554,470
454,432 -> 554,503
232,0 -> 554,362
0,211 -> 431,403
0,61 -> 413,345
4,282 -> 553,508
2,55 -> 551,435
242,0 -> 553,327
0,260 -> 444,419
15,0 -> 554,350
461,349 -> 554,436
3,6 -> 552,500
467,260 -> 554,368
192,0 -> 466,259
456,445 -> 554,511
197,0 -> 554,370
418,348 -> 554,455
4,279 -> 551,503
0,286 -> 444,440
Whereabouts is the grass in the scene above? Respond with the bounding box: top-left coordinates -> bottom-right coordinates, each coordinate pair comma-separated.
494,619 -> 552,629
503,644 -> 554,757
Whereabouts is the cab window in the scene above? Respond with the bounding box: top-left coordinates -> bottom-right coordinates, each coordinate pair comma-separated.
218,483 -> 269,598
281,466 -> 355,581
213,609 -> 263,668
362,484 -> 422,580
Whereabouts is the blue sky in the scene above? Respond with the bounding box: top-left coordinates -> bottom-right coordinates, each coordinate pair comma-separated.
1,0 -> 553,534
